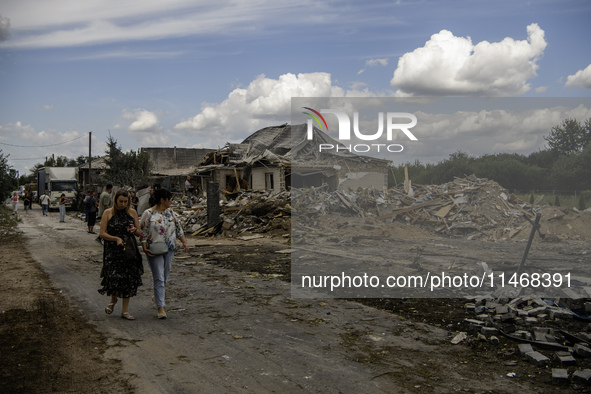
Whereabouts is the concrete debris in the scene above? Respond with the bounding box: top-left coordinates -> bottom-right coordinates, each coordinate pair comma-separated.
290,176 -> 591,242
173,190 -> 291,238
555,351 -> 577,366
459,291 -> 591,387
552,368 -> 569,385
526,351 -> 551,367
573,369 -> 591,385
450,331 -> 467,344
169,174 -> 590,244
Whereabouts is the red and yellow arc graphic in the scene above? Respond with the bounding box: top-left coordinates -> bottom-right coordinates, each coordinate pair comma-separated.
302,107 -> 329,132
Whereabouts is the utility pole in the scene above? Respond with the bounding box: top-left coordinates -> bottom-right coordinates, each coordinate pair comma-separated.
88,131 -> 92,187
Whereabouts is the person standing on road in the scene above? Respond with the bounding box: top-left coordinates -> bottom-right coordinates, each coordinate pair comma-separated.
98,184 -> 113,219
140,188 -> 189,319
86,191 -> 98,234
39,191 -> 50,216
58,193 -> 66,222
185,175 -> 194,208
96,184 -> 113,244
130,190 -> 139,212
11,192 -> 18,215
23,191 -> 31,214
98,189 -> 143,321
148,186 -> 156,208
83,190 -> 92,222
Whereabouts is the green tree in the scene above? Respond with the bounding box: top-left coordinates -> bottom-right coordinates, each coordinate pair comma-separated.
544,118 -> 591,156
103,134 -> 152,188
526,148 -> 559,169
549,142 -> 591,192
430,151 -> 475,184
0,150 -> 18,199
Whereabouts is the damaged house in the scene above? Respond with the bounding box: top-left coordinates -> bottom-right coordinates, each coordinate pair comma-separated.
193,123 -> 390,195
140,147 -> 216,192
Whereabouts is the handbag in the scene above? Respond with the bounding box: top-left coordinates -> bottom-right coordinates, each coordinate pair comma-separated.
150,241 -> 169,255
124,235 -> 140,261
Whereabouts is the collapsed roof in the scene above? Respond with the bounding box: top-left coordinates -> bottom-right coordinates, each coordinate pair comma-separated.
198,123 -> 390,168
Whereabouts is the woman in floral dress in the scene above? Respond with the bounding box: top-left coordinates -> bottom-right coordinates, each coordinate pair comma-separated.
140,188 -> 189,319
98,189 -> 143,320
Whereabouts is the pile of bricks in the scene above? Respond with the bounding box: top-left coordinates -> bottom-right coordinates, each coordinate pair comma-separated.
459,294 -> 591,387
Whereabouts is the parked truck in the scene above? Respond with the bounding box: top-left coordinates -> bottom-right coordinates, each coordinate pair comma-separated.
37,167 -> 79,210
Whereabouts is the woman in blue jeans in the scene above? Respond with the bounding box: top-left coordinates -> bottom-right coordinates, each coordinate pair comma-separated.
139,188 -> 189,319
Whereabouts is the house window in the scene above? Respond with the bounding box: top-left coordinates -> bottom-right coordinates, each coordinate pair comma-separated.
265,173 -> 274,190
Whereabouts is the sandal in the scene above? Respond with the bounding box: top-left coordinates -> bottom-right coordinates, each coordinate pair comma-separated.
105,301 -> 117,314
121,312 -> 136,320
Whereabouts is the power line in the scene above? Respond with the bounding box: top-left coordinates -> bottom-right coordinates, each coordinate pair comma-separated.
0,132 -> 90,148
8,157 -> 46,161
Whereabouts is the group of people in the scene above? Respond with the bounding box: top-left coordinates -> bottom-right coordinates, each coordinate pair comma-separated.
10,189 -> 34,215
10,189 -> 63,219
11,182 -> 189,321
96,184 -> 188,320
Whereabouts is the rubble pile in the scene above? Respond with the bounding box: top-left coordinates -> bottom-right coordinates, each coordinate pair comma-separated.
292,176 -> 591,242
169,175 -> 590,242
459,294 -> 591,386
178,191 -> 291,237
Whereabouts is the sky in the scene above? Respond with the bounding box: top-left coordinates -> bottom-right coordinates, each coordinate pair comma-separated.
1,0 -> 590,176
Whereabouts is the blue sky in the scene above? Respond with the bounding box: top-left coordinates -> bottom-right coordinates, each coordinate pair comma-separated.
1,0 -> 590,176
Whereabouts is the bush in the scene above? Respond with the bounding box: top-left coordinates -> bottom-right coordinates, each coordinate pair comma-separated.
579,195 -> 587,210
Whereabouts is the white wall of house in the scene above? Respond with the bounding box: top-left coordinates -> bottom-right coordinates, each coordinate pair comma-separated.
251,167 -> 282,193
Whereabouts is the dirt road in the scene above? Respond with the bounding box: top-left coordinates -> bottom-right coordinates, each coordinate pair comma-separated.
10,204 -> 558,393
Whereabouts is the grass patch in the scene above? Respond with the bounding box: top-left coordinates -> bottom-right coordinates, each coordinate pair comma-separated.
0,205 -> 21,238
515,192 -> 590,209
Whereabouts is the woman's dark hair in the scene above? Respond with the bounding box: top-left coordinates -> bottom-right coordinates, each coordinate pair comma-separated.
113,189 -> 130,211
154,188 -> 172,205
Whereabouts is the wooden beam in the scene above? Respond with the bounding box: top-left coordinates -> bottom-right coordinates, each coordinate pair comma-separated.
378,198 -> 443,220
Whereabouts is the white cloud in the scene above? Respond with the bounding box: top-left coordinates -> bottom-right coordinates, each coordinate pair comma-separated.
390,24 -> 547,96
535,86 -> 548,93
366,58 -> 388,67
392,104 -> 591,165
174,72 -> 349,142
120,108 -> 171,147
0,0 -> 328,49
43,104 -> 53,111
358,58 -> 388,74
122,109 -> 161,133
0,121 -> 99,174
565,64 -> 591,89
0,15 -> 9,41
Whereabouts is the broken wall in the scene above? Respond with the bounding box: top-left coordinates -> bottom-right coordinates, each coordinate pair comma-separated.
250,167 -> 283,193
142,147 -> 214,171
338,170 -> 387,192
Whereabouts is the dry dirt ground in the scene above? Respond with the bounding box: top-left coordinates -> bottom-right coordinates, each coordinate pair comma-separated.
0,215 -> 131,392
2,201 -> 591,393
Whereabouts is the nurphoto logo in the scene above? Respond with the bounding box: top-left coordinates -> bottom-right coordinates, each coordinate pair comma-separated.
303,107 -> 418,153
